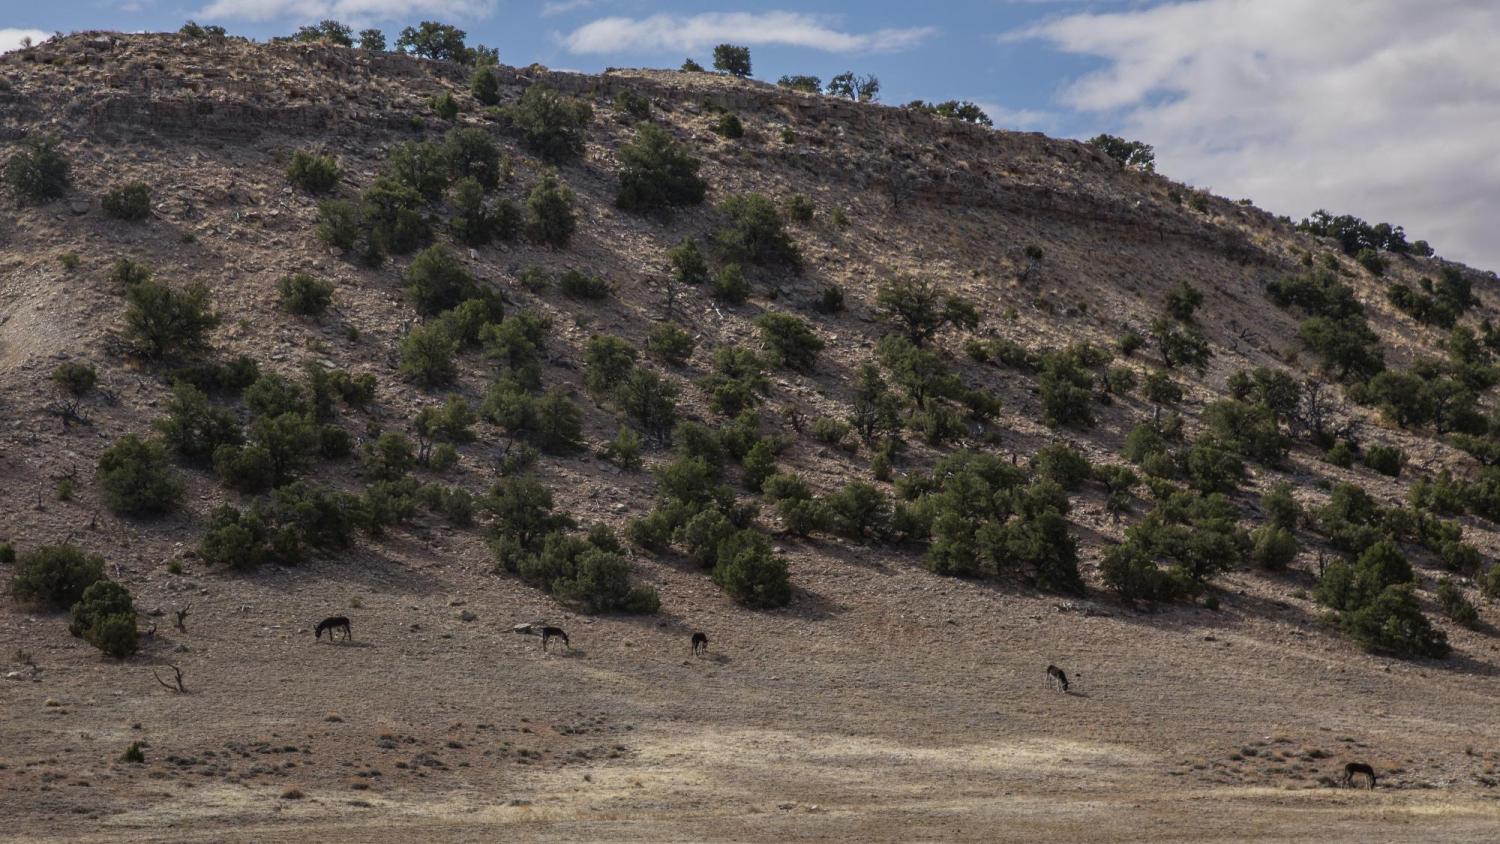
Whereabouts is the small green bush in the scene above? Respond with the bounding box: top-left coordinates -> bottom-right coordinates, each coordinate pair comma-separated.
69,579 -> 138,657
245,373 -> 311,419
84,611 -> 139,658
875,278 -> 978,346
199,505 -> 269,570
1341,584 -> 1448,658
784,194 -> 814,223
121,742 -> 146,764
533,389 -> 584,454
1262,482 -> 1301,531
1355,248 -> 1387,276
400,323 -> 459,387
700,347 -> 768,416
1325,440 -> 1356,468
558,270 -> 610,299
647,322 -> 695,365
1183,441 -> 1244,493
615,369 -> 679,443
755,311 -> 823,371
1363,444 -> 1405,477
602,427 -> 643,470
444,127 -> 503,189
712,529 -> 791,608
485,474 -> 576,561
1441,541 -> 1483,576
431,91 -> 460,120
278,273 -> 335,317
811,417 -> 851,448
156,382 -> 243,462
212,444 -> 277,493
11,544 -> 107,608
448,177 -> 492,246
4,134 -> 70,204
741,439 -> 777,491
102,182 -> 152,221
51,361 -> 97,396
824,482 -> 891,540
404,246 -> 479,316
616,122 -> 707,212
713,112 -> 744,139
714,194 -> 800,269
1039,354 -> 1095,428
98,435 -> 183,516
669,238 -> 709,285
1249,525 -> 1298,570
471,66 -> 499,106
712,263 -> 750,304
1437,577 -> 1480,627
124,280 -> 220,358
1483,565 -> 1500,601
615,90 -> 651,119
525,172 -> 576,248
814,284 -> 844,315
288,150 -> 340,193
1032,442 -> 1092,491
507,85 -> 593,164
676,509 -> 737,569
385,140 -> 449,201
584,334 -> 638,396
363,432 -> 417,482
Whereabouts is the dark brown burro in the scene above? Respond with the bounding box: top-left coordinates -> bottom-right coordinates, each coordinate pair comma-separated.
692,632 -> 709,656
513,623 -> 569,652
1046,664 -> 1070,693
315,616 -> 352,642
1343,762 -> 1377,789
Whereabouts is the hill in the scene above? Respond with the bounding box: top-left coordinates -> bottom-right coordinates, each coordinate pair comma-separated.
4,30 -> 1500,841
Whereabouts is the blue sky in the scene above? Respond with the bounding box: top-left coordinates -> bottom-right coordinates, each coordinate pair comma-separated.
7,1 -> 1500,272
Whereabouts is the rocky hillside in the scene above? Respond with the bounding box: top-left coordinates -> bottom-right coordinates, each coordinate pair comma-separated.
4,30 -> 1500,840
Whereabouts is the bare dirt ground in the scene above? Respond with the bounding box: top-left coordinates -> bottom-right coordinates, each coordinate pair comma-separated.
6,540 -> 1500,842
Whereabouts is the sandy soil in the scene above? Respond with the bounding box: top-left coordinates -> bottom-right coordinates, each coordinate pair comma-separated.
6,539 -> 1500,842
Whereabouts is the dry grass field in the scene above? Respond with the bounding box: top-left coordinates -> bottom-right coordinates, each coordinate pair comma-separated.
4,31 -> 1500,841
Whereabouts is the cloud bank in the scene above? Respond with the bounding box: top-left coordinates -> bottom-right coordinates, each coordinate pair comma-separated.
1019,0 -> 1500,271
562,11 -> 935,55
0,29 -> 51,53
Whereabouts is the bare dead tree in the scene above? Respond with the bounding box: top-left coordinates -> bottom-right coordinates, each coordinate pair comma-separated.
658,274 -> 684,322
152,664 -> 186,694
175,605 -> 191,633
1290,378 -> 1358,447
44,399 -> 90,429
885,160 -> 914,211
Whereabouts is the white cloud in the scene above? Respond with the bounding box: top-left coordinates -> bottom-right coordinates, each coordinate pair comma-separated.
974,101 -> 1056,132
0,29 -> 50,53
561,11 -> 935,55
197,0 -> 494,24
1016,0 -> 1500,271
541,0 -> 595,17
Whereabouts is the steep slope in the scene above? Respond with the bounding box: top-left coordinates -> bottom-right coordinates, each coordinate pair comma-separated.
3,31 -> 1500,841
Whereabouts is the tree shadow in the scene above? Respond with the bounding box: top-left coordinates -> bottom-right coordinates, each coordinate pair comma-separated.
318,638 -> 374,649
787,582 -> 844,621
